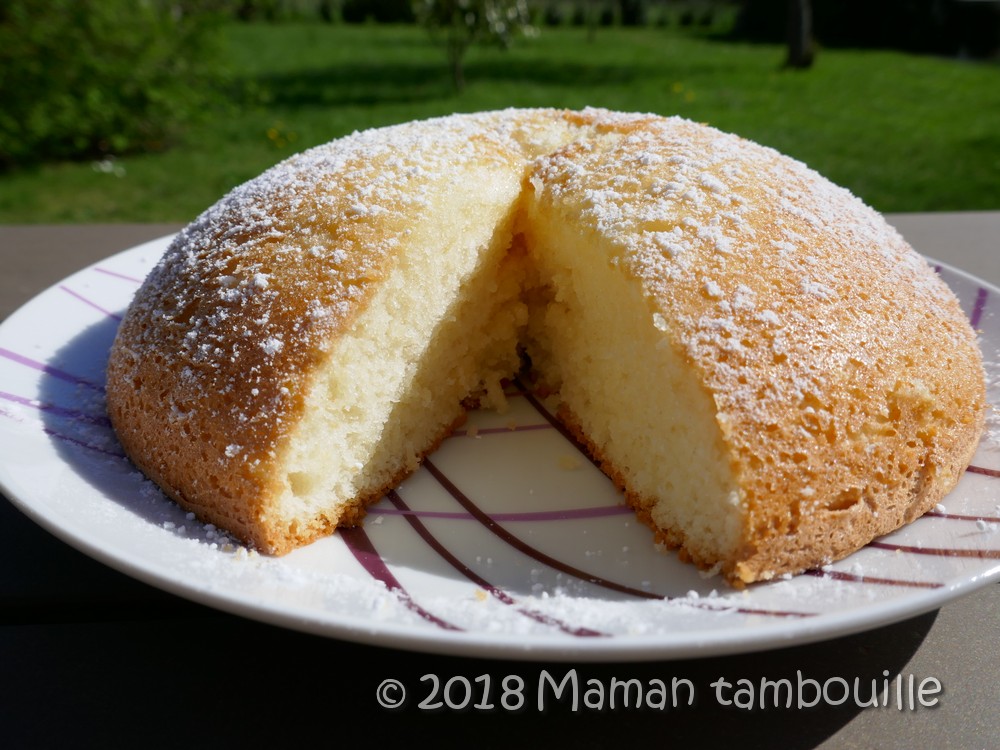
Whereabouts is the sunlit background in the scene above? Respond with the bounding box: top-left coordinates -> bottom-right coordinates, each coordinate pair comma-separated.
1,0 -> 998,222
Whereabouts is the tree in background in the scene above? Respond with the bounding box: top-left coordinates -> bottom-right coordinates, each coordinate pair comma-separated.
785,0 -> 815,68
413,0 -> 534,91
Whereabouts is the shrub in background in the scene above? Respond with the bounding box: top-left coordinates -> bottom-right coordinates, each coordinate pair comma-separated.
0,0 -> 230,170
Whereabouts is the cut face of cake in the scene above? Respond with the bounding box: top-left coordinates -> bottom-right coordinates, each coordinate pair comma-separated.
106,108 -> 986,585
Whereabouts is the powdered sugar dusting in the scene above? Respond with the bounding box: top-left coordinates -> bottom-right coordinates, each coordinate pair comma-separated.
260,336 -> 284,356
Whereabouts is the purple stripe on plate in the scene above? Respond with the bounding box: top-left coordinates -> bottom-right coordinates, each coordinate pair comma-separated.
338,525 -> 462,631
423,459 -> 813,617
423,457 -> 661,600
691,601 -> 814,618
967,464 -> 1000,479
435,394 -> 816,617
0,390 -> 110,426
0,347 -> 104,392
371,504 -> 633,522
41,425 -> 126,459
805,568 -> 943,589
511,378 -> 602,470
386,491 -> 605,637
969,286 -> 989,329
94,267 -> 143,284
450,423 -> 552,438
59,285 -> 122,321
868,540 -> 1000,559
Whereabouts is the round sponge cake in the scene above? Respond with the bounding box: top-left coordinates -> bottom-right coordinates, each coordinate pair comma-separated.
105,108 -> 986,585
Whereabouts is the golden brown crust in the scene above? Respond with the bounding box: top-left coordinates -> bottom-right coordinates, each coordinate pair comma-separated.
106,107 -> 986,584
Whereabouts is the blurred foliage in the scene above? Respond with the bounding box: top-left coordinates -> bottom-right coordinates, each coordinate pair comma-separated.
3,20 -> 998,221
0,0 -> 232,170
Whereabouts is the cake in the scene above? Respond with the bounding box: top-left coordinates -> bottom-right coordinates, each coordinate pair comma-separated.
105,107 -> 986,586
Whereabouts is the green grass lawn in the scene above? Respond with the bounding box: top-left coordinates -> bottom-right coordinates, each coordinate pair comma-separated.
2,21 -> 999,223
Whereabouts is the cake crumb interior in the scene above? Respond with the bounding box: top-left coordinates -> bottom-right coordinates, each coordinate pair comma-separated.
522,205 -> 744,565
273,174 -> 745,565
275,178 -> 528,536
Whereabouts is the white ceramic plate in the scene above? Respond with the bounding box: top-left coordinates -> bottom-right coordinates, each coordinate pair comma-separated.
2,235 -> 999,662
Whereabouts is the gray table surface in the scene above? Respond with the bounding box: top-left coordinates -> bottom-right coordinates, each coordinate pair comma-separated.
1,217 -> 997,748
